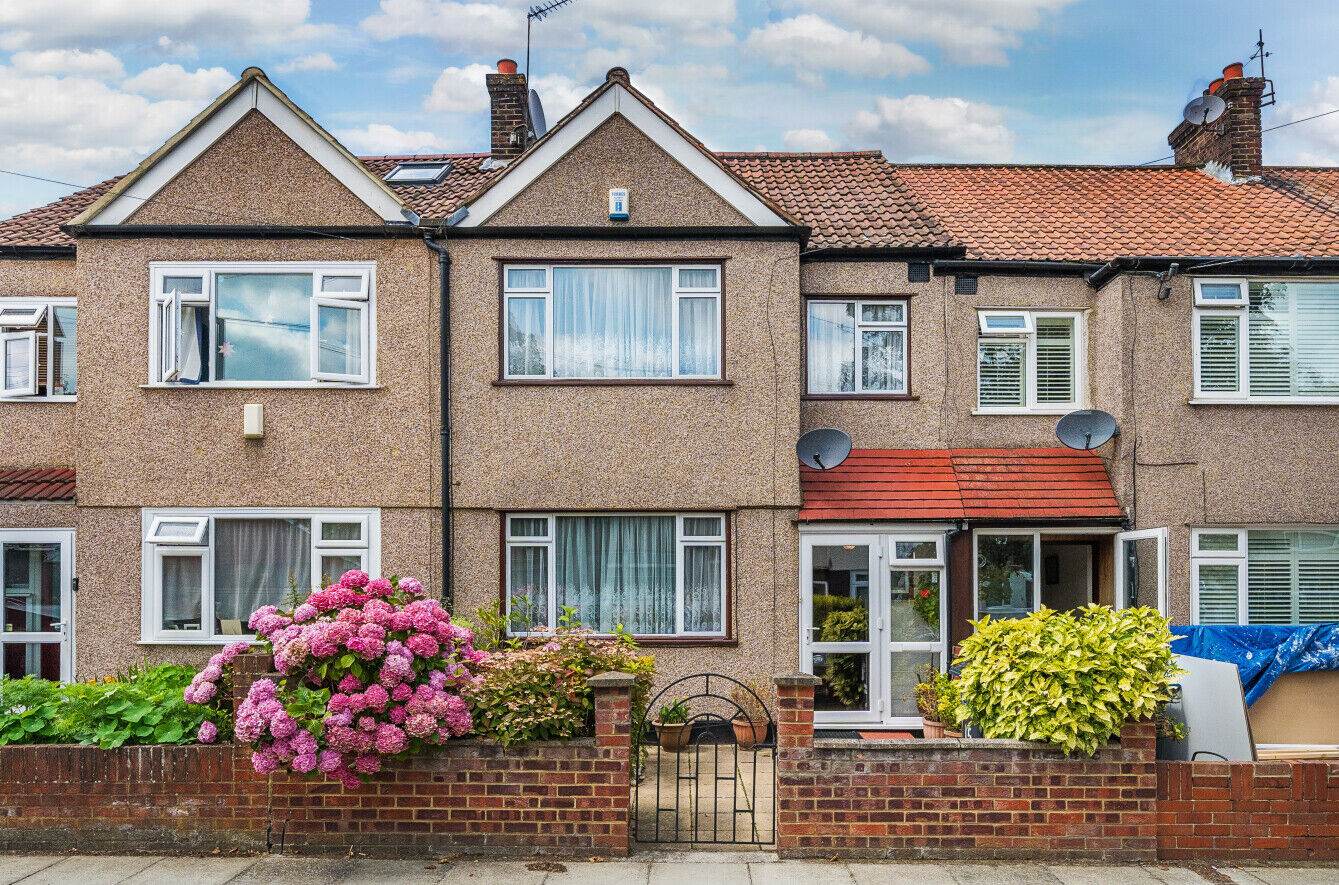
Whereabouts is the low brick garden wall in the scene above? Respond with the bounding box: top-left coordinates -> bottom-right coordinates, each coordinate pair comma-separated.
773,675 -> 1159,862
0,663 -> 635,857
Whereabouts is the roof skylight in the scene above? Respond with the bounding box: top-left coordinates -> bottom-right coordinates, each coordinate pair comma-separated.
384,162 -> 451,185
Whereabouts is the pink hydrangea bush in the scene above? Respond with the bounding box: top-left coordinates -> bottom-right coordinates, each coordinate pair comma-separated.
228,571 -> 483,788
182,640 -> 251,743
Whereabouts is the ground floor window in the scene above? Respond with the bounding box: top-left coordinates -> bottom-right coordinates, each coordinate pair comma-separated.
1193,528 -> 1339,625
140,508 -> 379,643
504,512 -> 726,637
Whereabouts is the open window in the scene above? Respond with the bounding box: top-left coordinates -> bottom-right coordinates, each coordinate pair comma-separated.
311,270 -> 371,382
1,331 -> 38,397
977,311 -> 1033,335
0,300 -> 76,399
145,515 -> 209,545
0,305 -> 46,329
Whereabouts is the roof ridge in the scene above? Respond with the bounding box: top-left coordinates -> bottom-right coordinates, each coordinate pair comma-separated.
716,150 -> 885,159
894,162 -> 1201,171
359,153 -> 491,161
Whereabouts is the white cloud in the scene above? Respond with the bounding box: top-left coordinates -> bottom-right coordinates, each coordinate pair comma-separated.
782,128 -> 838,152
0,0 -> 322,51
1271,77 -> 1339,166
781,0 -> 1075,66
423,64 -> 493,114
122,64 -> 235,101
530,73 -> 591,121
849,94 -> 1014,161
361,0 -> 524,54
10,49 -> 125,78
745,15 -> 929,84
277,52 -> 339,74
332,123 -> 455,155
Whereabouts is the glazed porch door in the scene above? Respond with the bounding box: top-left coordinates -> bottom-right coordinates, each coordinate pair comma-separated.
802,536 -> 879,724
0,530 -> 74,681
1115,527 -> 1168,612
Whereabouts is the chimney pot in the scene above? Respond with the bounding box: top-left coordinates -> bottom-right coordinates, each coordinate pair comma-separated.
1223,61 -> 1245,80
1208,77 -> 1224,94
497,58 -> 517,74
1169,68 -> 1266,179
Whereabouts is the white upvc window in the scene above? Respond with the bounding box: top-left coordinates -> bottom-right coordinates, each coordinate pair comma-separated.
141,507 -> 379,643
148,263 -> 375,387
504,512 -> 727,637
975,309 -> 1084,413
1193,278 -> 1339,402
1191,527 -> 1339,625
502,263 -> 722,380
0,298 -> 77,400
806,299 -> 908,395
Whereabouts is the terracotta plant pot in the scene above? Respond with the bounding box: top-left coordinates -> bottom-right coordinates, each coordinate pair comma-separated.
921,718 -> 947,739
731,716 -> 769,749
946,728 -> 964,738
656,720 -> 693,753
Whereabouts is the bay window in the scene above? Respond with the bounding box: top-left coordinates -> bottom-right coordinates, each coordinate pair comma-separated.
806,299 -> 908,395
141,508 -> 379,643
976,310 -> 1083,412
1194,279 -> 1339,401
504,513 -> 727,637
0,299 -> 76,399
1192,528 -> 1339,625
503,264 -> 722,380
149,263 -> 374,386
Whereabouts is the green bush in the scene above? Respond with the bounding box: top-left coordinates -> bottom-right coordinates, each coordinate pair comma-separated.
0,663 -> 227,749
955,605 -> 1179,755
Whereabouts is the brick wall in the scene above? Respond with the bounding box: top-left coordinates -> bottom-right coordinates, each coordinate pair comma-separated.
773,675 -> 1159,862
1157,760 -> 1339,861
0,665 -> 635,857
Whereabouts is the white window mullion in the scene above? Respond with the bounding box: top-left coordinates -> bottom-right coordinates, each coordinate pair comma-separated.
674,515 -> 686,634
547,517 -> 558,630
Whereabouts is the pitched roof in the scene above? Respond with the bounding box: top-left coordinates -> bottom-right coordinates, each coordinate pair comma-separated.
0,178 -> 120,248
798,448 -> 1122,522
0,467 -> 75,501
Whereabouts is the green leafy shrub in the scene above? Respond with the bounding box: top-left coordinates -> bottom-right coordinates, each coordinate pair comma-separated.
956,605 -> 1179,755
464,625 -> 655,746
0,677 -> 64,744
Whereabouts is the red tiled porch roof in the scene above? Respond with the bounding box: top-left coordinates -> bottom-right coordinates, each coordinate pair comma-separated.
0,467 -> 76,501
798,448 -> 1122,522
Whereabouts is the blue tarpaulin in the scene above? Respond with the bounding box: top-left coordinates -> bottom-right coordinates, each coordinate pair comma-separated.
1170,625 -> 1339,705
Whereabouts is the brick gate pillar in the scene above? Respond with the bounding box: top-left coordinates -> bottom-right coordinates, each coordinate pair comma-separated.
774,673 -> 821,855
588,671 -> 638,857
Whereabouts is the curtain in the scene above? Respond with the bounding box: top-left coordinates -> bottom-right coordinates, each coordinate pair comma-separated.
214,518 -> 310,631
860,329 -> 904,391
807,302 -> 854,393
506,297 -> 547,375
552,267 -> 672,378
508,546 -> 549,629
682,545 -> 722,632
678,297 -> 718,376
161,556 -> 203,631
555,515 -> 675,634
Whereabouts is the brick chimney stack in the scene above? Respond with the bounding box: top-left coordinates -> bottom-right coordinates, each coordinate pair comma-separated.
487,58 -> 529,161
1168,62 -> 1265,179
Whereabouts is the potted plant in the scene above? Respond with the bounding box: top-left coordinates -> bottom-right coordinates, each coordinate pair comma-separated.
655,699 -> 692,752
729,682 -> 769,749
913,667 -> 964,739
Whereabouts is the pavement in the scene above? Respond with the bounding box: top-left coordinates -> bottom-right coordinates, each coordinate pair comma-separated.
2,853 -> 1338,885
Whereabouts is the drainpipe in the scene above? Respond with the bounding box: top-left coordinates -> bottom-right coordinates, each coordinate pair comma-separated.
423,234 -> 453,611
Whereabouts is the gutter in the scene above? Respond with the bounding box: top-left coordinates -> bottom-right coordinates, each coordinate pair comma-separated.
802,246 -> 965,263
63,224 -> 422,240
0,245 -> 76,259
933,259 -> 1104,277
422,233 -> 453,611
1085,255 -> 1339,288
418,224 -> 811,243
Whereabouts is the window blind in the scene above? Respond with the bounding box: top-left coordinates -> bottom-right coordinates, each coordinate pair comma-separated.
977,340 -> 1025,407
1034,318 -> 1074,404
1198,315 -> 1240,392
1247,530 -> 1339,625
1247,282 -> 1339,397
1196,563 -> 1241,624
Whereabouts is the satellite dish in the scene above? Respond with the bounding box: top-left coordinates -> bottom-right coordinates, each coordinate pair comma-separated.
1056,410 -> 1119,451
797,428 -> 852,470
1183,93 -> 1227,126
528,89 -> 547,138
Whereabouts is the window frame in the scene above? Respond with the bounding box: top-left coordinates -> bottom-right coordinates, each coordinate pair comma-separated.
0,297 -> 77,401
499,262 -> 725,382
147,262 -> 376,389
140,507 -> 380,644
1193,278 -> 1248,307
1191,276 -> 1339,403
1189,526 -> 1339,625
974,309 -> 1085,414
383,161 -> 451,185
502,511 -> 730,641
803,294 -> 912,398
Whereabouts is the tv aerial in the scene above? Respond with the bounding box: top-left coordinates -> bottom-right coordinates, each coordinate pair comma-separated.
1055,410 -> 1119,451
1183,93 -> 1227,127
526,0 -> 576,82
796,428 -> 852,470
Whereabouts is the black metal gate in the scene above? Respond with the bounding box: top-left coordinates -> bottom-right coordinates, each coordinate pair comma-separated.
632,673 -> 775,846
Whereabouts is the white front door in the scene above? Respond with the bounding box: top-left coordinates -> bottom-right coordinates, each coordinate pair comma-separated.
0,530 -> 74,681
801,532 -> 948,728
1115,527 -> 1169,612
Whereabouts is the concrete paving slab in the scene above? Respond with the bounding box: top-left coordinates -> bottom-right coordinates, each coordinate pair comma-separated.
946,864 -> 1062,884
13,855 -> 164,885
848,861 -> 958,884
542,861 -> 650,885
1233,869 -> 1339,885
438,860 -> 545,885
1047,865 -> 1164,885
647,861 -> 751,885
1142,866 -> 1216,884
1214,871 -> 1267,885
747,860 -> 854,885
0,856 -> 63,885
119,856 -> 260,885
229,857 -> 367,885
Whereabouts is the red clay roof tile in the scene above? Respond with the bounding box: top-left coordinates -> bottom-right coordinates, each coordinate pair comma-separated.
0,467 -> 76,501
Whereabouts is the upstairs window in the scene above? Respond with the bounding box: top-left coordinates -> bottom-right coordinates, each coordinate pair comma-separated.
1192,528 -> 1339,626
503,264 -> 722,380
806,299 -> 908,395
150,263 -> 373,386
0,300 -> 76,400
976,310 -> 1082,413
1194,279 -> 1339,401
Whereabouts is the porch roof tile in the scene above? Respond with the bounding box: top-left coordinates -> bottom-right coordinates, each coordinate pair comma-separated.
0,467 -> 76,501
798,448 -> 1122,522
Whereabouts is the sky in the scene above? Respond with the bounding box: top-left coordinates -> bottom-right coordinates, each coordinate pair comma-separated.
2,0 -> 1338,220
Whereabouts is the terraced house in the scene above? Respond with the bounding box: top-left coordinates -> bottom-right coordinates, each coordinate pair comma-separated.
1,59 -> 1337,739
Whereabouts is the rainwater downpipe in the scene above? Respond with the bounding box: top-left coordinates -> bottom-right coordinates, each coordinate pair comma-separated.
423,234 -> 453,611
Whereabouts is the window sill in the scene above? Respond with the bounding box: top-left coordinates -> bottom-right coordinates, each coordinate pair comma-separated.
1190,398 -> 1339,406
972,407 -> 1080,416
138,637 -> 262,646
803,393 -> 918,401
507,634 -> 736,648
492,379 -> 733,387
140,383 -> 381,390
0,396 -> 76,403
